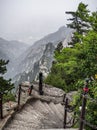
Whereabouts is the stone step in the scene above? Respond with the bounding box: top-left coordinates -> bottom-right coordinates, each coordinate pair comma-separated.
43,102 -> 55,114
5,126 -> 38,130
39,128 -> 79,130
5,128 -> 77,130
40,102 -> 62,128
32,100 -> 49,114
4,128 -> 20,130
5,123 -> 41,129
56,103 -> 64,115
54,103 -> 64,120
4,117 -> 42,129
49,102 -> 63,121
11,118 -> 39,125
4,100 -> 67,130
23,104 -> 44,118
13,112 -> 42,126
48,102 -> 63,128
5,127 -> 78,130
22,104 -> 34,112
45,102 -> 62,121
10,119 -> 25,125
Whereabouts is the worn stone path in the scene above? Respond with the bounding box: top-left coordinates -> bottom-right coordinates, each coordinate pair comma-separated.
2,83 -> 78,130
4,100 -> 64,129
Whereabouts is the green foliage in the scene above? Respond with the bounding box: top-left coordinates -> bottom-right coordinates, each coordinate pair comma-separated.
72,80 -> 97,130
45,30 -> 97,92
66,2 -> 90,45
0,77 -> 14,92
89,11 -> 97,32
44,73 -> 66,91
46,30 -> 97,91
0,59 -> 9,74
45,3 -> 97,129
0,59 -> 14,93
3,92 -> 15,103
85,80 -> 97,130
55,41 -> 63,53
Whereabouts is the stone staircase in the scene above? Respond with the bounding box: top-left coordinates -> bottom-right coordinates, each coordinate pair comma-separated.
4,99 -> 65,130
2,84 -> 78,130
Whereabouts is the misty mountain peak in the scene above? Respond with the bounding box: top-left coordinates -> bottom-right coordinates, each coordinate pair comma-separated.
0,26 -> 73,85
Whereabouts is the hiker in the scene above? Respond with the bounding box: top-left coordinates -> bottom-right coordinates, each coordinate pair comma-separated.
28,84 -> 33,96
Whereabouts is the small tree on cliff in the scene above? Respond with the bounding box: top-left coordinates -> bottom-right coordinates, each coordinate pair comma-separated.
66,2 -> 90,45
0,59 -> 13,93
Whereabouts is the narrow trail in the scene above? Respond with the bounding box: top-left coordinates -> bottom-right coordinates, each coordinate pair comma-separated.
3,84 -> 77,130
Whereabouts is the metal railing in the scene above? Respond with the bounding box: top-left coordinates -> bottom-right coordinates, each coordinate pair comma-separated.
79,95 -> 97,130
0,72 -> 42,120
63,89 -> 97,130
0,83 -> 33,119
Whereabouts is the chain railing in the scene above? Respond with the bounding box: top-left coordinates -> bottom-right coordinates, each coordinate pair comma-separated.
0,83 -> 33,120
79,94 -> 97,130
63,96 -> 78,128
63,94 -> 97,130
63,79 -> 97,130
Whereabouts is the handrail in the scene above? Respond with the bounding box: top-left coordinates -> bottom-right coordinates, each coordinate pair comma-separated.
84,95 -> 97,104
63,93 -> 97,130
81,119 -> 97,129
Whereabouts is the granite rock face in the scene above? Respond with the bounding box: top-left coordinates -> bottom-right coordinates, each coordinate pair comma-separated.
12,26 -> 73,87
4,84 -> 65,130
0,37 -> 30,79
3,84 -> 78,130
0,27 -> 73,88
4,100 -> 64,130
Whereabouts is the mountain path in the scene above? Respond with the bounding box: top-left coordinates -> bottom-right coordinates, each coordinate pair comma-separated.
3,84 -> 77,130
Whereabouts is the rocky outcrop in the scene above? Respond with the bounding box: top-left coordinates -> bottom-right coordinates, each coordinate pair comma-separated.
13,42 -> 55,86
3,84 -> 65,130
1,83 -> 78,130
0,27 -> 73,85
12,26 -> 73,86
4,100 -> 64,130
0,38 -> 29,61
0,37 -> 30,79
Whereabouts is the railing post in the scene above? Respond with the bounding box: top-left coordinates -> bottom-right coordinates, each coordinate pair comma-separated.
18,84 -> 21,108
79,94 -> 87,130
79,78 -> 89,130
64,98 -> 68,128
63,93 -> 66,102
0,92 -> 3,119
39,72 -> 43,95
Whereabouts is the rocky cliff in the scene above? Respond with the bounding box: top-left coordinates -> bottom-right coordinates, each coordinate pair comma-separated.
0,26 -> 73,86
12,26 -> 73,86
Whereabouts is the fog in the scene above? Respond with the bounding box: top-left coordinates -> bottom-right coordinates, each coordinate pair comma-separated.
0,0 -> 97,44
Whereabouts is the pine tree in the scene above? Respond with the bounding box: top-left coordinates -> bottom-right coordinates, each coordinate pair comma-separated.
66,2 -> 90,45
0,59 -> 14,93
89,11 -> 97,32
55,42 -> 63,53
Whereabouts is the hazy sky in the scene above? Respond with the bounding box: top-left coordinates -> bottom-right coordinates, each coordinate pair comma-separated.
0,0 -> 97,44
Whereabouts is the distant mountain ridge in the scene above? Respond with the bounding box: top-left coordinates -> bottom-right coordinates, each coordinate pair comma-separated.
12,26 -> 73,86
0,38 -> 29,60
0,26 -> 73,86
33,26 -> 72,47
0,37 -> 30,79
